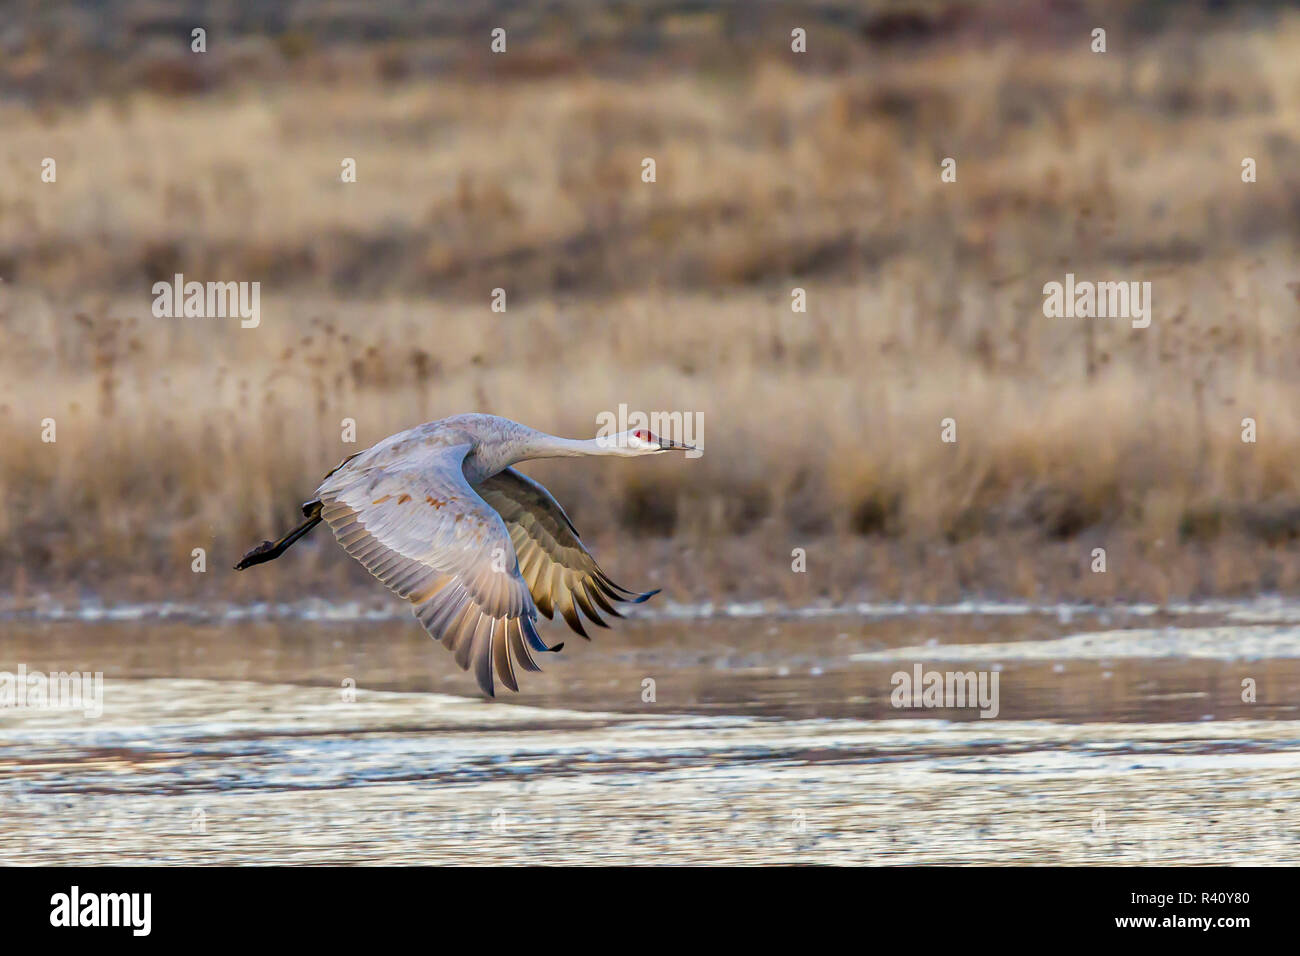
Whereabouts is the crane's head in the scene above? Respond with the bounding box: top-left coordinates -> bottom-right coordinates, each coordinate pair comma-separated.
601,428 -> 695,456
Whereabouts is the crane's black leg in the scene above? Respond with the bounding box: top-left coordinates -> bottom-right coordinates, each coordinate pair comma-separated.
234,502 -> 323,570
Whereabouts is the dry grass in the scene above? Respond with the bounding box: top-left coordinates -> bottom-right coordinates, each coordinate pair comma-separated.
4,1 -> 1300,603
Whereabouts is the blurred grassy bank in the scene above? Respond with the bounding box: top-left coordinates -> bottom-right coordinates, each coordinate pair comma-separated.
4,0 -> 1300,604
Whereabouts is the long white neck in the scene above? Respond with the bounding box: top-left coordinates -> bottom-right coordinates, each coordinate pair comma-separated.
510,432 -> 618,463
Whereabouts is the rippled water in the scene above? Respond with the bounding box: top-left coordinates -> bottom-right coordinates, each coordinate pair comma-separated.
2,602 -> 1299,863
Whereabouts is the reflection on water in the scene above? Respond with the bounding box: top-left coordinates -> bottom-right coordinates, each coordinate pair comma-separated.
3,607 -> 1300,863
4,610 -> 1300,722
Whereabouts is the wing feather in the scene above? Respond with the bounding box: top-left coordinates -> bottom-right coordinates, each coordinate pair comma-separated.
314,448 -> 656,696
316,442 -> 550,697
475,468 -> 660,638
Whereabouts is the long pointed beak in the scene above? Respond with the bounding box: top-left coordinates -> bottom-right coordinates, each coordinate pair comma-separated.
658,437 -> 695,452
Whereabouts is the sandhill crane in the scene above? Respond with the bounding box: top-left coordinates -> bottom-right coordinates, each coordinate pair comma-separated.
235,414 -> 693,696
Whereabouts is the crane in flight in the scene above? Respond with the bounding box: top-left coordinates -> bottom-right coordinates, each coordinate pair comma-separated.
235,414 -> 693,696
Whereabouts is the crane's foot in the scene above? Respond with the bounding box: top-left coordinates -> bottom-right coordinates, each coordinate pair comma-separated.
234,540 -> 280,570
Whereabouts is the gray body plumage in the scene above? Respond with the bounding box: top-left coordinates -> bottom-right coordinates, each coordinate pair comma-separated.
298,414 -> 661,696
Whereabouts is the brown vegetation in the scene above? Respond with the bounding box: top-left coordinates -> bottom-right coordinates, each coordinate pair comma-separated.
3,1 -> 1300,604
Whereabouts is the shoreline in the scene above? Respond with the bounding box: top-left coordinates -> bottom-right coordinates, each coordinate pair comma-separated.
7,592 -> 1300,625
8,533 -> 1300,612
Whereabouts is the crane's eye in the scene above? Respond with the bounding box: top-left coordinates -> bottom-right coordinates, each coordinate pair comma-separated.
634,429 -> 651,442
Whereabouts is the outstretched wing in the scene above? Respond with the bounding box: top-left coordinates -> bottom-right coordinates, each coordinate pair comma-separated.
475,468 -> 658,639
315,443 -> 555,697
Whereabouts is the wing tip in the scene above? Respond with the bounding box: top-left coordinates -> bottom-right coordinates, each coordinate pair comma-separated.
629,587 -> 661,604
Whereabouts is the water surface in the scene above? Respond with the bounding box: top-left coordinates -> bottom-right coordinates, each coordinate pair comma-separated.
3,604 -> 1299,863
